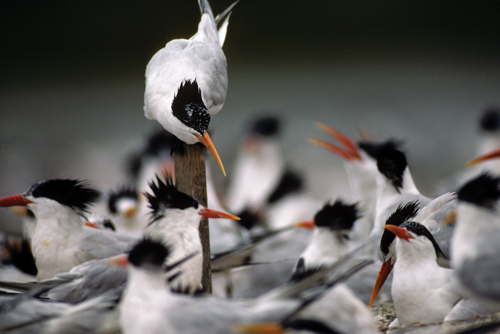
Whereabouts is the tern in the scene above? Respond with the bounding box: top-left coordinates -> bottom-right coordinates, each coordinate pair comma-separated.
117,237 -> 372,334
106,185 -> 145,235
144,0 -> 240,176
0,179 -> 138,280
452,173 -> 500,313
142,175 -> 239,293
384,221 -> 461,327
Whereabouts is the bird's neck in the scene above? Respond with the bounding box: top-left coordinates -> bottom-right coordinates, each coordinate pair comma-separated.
301,228 -> 350,266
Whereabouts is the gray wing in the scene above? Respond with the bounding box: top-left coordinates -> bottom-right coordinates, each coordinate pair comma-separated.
458,255 -> 500,302
79,229 -> 138,260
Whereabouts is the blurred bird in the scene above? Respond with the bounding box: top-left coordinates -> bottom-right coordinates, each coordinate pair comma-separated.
0,179 -> 138,280
144,0 -> 240,176
106,185 -> 145,235
452,173 -> 500,313
384,221 -> 461,327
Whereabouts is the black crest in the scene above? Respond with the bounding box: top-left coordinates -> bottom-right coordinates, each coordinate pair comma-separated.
145,176 -> 198,219
480,107 -> 500,132
25,179 -> 100,213
457,173 -> 500,209
373,142 -> 408,192
171,79 -> 210,135
266,168 -> 304,204
314,199 -> 360,231
108,186 -> 138,214
128,238 -> 170,268
236,208 -> 262,231
401,221 -> 446,259
249,115 -> 281,137
380,201 -> 420,256
358,139 -> 402,160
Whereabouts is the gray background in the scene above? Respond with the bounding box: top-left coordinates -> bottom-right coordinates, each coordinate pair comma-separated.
1,1 -> 500,231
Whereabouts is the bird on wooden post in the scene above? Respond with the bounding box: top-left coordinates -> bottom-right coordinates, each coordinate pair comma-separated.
143,0 -> 240,292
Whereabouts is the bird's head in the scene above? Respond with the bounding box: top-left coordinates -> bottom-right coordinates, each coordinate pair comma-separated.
313,199 -> 360,241
107,185 -> 139,218
366,140 -> 407,192
172,79 -> 225,176
457,173 -> 500,209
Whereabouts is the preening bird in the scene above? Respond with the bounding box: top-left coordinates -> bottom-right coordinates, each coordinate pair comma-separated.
144,0 -> 240,176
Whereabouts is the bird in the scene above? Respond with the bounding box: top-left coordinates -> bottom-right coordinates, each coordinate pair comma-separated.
106,185 -> 145,235
451,173 -> 500,313
0,179 -> 138,280
143,0 -> 240,176
142,175 -> 240,293
383,221 -> 461,327
117,237 -> 372,334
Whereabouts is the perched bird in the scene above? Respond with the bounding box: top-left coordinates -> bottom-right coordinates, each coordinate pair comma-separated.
384,221 -> 461,327
0,179 -> 138,280
144,0 -> 240,175
452,173 -> 500,313
143,175 -> 239,293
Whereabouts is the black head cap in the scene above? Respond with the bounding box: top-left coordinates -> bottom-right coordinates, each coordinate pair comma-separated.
128,238 -> 171,268
358,139 -> 402,161
236,208 -> 262,231
171,79 -> 210,135
108,186 -> 138,214
249,116 -> 281,137
457,173 -> 500,209
401,221 -> 446,259
314,199 -> 360,231
380,201 -> 420,257
373,142 -> 408,192
145,175 -> 199,219
266,169 -> 304,205
25,179 -> 100,213
480,107 -> 500,132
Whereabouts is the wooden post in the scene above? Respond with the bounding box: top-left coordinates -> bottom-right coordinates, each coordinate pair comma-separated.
173,143 -> 212,293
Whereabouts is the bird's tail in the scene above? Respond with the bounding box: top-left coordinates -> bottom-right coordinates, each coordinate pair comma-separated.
214,0 -> 240,47
198,0 -> 215,22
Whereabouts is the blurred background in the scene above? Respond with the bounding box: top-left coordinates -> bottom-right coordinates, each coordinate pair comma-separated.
1,0 -> 500,231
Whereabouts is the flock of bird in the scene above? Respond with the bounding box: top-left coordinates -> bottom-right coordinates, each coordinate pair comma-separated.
2,0 -> 500,333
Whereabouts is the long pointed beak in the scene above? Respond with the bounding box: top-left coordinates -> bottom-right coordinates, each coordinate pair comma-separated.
309,137 -> 358,160
233,323 -> 284,334
200,208 -> 240,220
315,122 -> 361,159
466,149 -> 500,167
85,222 -> 101,229
194,132 -> 226,176
0,194 -> 33,207
384,224 -> 414,242
369,260 -> 394,308
295,220 -> 315,230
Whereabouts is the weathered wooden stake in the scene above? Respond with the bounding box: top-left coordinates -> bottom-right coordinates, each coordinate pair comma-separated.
173,143 -> 212,293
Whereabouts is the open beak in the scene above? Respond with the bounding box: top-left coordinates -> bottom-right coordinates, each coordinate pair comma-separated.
295,220 -> 315,230
200,208 -> 240,220
0,194 -> 33,207
466,149 -> 500,167
194,132 -> 226,176
369,260 -> 394,308
309,122 -> 362,161
108,254 -> 128,267
384,224 -> 414,242
233,323 -> 284,334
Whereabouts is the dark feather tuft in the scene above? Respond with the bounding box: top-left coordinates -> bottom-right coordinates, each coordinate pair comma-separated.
2,238 -> 37,276
26,179 -> 100,213
480,107 -> 500,132
401,221 -> 446,259
358,139 -> 402,160
372,141 -> 407,191
128,238 -> 170,268
457,173 -> 500,209
314,199 -> 360,231
171,79 -> 210,135
249,115 -> 281,137
267,168 -> 304,204
145,175 -> 198,220
107,186 -> 138,214
236,208 -> 262,231
380,201 -> 420,257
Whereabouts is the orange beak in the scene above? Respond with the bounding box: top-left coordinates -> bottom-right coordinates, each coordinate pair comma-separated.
466,149 -> 500,167
295,220 -> 315,230
85,221 -> 101,229
0,194 -> 33,207
108,254 -> 128,267
384,225 -> 414,242
200,208 -> 240,220
194,132 -> 226,176
309,122 -> 362,161
369,260 -> 394,308
233,323 -> 284,334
